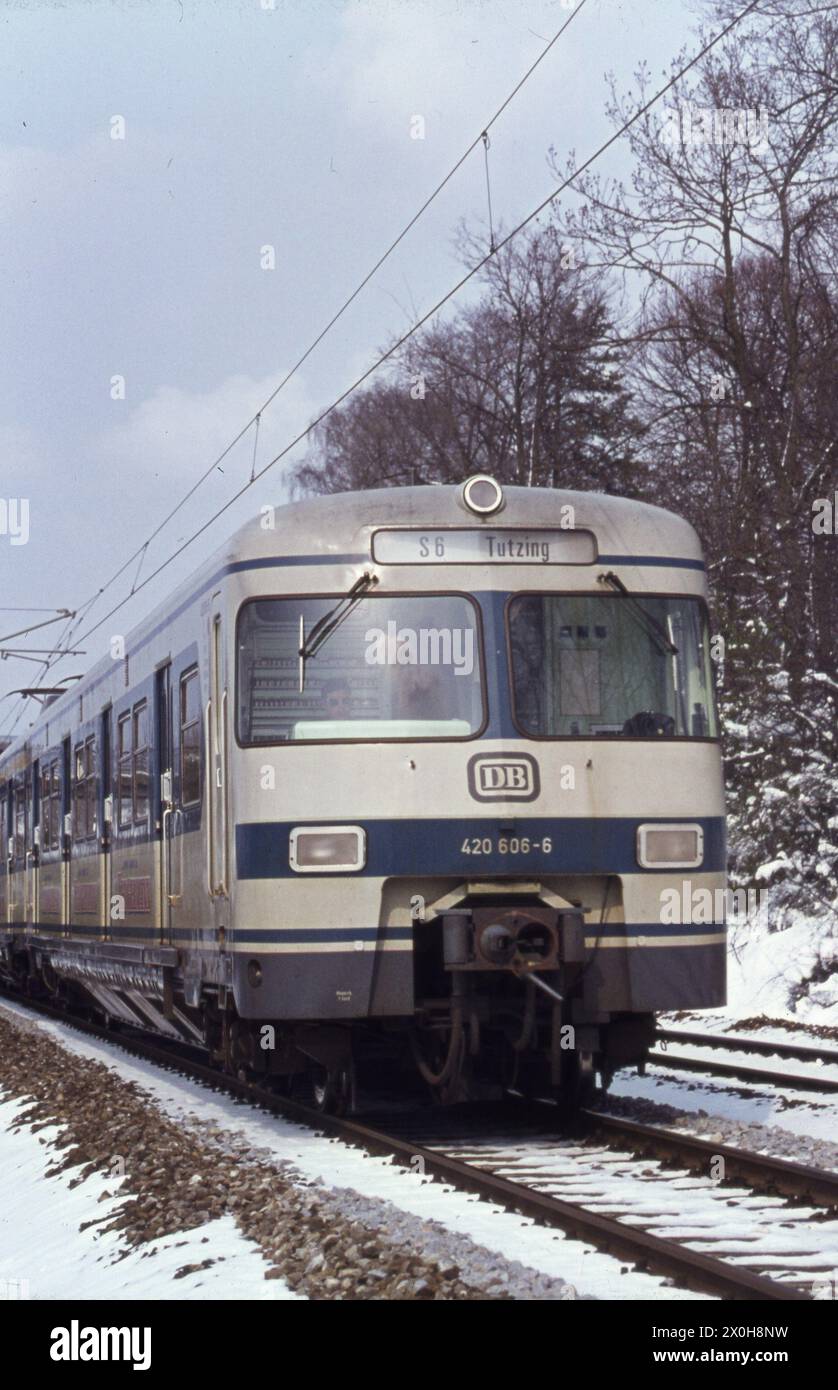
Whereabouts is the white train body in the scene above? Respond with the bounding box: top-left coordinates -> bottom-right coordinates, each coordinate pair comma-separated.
0,482 -> 725,1100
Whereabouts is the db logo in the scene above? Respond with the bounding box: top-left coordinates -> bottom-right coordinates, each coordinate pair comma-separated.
467,754 -> 540,802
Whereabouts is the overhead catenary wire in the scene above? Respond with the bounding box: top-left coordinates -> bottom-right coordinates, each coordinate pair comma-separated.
249,412 -> 261,484
6,3 -> 590,736
61,0 -> 765,660
482,132 -> 496,253
0,653 -> 87,669
130,542 -> 150,596
2,554 -> 122,737
1,605 -> 85,737
57,1 -> 591,645
5,0 -> 766,737
0,648 -> 86,658
0,612 -> 75,644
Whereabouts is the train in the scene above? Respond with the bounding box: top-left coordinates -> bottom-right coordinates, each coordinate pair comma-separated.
0,478 -> 726,1110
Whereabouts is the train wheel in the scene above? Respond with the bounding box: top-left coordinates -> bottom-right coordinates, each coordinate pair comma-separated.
309,1063 -> 353,1116
410,1009 -> 467,1102
557,1048 -> 597,1114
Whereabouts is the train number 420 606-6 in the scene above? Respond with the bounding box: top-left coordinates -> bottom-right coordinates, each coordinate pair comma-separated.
460,836 -> 552,855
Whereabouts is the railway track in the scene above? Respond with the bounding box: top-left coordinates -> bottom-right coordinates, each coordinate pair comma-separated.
2,990 -> 836,1302
651,1027 -> 838,1095
383,1104 -> 838,1300
587,1111 -> 838,1209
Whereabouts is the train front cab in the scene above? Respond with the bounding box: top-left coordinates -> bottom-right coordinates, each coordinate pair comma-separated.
227,494 -> 725,1104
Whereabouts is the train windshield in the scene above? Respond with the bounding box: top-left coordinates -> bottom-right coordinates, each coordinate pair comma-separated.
508,594 -> 719,738
237,594 -> 483,743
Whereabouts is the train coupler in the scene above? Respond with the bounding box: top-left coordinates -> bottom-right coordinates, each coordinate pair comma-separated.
441,905 -> 587,972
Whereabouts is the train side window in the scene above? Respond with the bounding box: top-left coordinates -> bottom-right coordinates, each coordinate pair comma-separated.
50,761 -> 61,850
41,765 -> 51,852
118,713 -> 133,827
13,783 -> 26,859
87,737 -> 98,838
180,668 -> 201,806
73,736 -> 97,841
73,743 -> 87,841
32,759 -> 40,845
133,701 -> 149,824
48,763 -> 56,850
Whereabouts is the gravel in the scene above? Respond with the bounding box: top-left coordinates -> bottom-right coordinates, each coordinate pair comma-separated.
596,1091 -> 838,1172
0,1007 -> 579,1301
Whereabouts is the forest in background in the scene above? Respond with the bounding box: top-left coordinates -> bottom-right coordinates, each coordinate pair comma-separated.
293,0 -> 838,946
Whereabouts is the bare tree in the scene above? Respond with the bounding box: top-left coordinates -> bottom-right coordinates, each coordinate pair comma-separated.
548,0 -> 838,906
551,0 -> 837,687
293,225 -> 643,498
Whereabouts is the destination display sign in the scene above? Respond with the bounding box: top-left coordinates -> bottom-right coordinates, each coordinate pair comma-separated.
372,528 -> 596,565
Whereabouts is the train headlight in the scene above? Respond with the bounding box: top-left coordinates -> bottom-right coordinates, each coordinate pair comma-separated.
462,474 -> 504,516
289,825 -> 366,873
637,823 -> 704,869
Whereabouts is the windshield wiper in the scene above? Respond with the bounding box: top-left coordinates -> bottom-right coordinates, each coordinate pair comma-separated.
298,572 -> 379,692
598,572 -> 678,656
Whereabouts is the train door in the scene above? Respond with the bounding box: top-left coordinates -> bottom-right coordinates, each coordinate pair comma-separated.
61,737 -> 71,932
2,782 -> 11,923
155,664 -> 173,944
9,777 -> 25,923
208,607 -> 229,912
168,663 -> 201,952
38,756 -> 62,930
0,784 -> 6,923
101,708 -> 113,936
28,759 -> 39,922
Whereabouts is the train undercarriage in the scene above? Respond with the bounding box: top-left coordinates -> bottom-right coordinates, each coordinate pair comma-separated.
406,895 -> 655,1112
0,890 -> 656,1115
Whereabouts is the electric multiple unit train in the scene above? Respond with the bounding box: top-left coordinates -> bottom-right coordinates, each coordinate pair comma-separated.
0,479 -> 725,1108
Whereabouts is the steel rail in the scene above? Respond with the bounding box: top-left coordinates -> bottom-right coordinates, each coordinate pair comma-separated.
586,1110 -> 838,1209
650,1049 -> 838,1094
657,1027 -> 838,1067
0,988 -> 813,1302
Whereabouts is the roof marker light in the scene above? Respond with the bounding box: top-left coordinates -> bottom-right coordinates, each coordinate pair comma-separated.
462,475 -> 504,517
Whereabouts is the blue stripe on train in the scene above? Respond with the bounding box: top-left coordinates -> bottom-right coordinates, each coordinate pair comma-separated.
12,921 -> 725,946
598,554 -> 705,570
225,921 -> 725,943
235,816 -> 726,879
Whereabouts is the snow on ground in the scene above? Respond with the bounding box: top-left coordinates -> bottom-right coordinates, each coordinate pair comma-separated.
0,999 -> 700,1301
609,1061 -> 838,1145
679,903 -> 838,1034
3,893 -> 837,1303
726,908 -> 838,1025
0,1094 -> 302,1302
616,899 -> 838,1140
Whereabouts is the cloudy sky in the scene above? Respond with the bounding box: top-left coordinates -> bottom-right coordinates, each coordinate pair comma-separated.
0,0 -> 701,735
